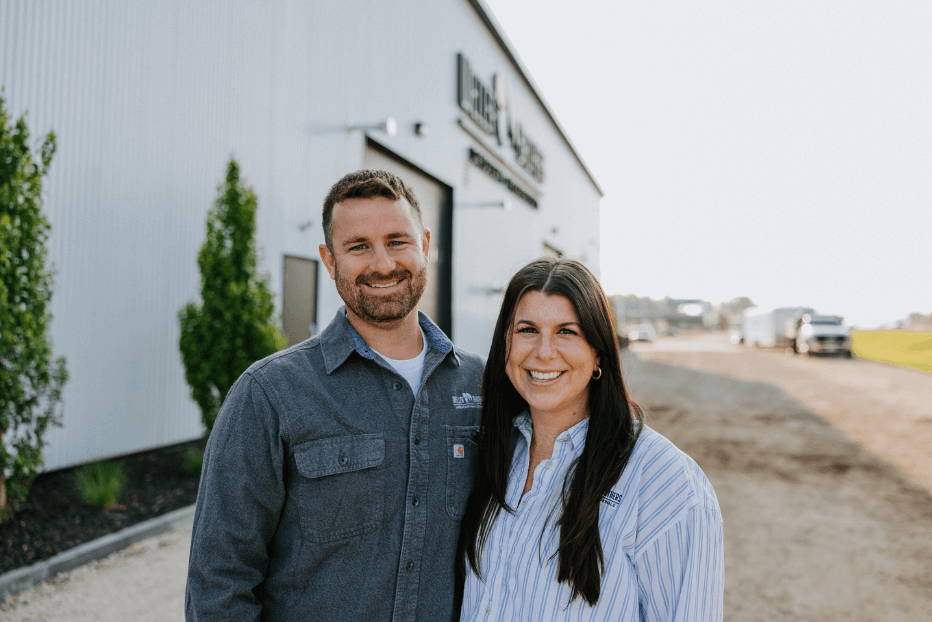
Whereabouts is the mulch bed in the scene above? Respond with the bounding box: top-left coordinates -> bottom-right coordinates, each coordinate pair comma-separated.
0,439 -> 202,575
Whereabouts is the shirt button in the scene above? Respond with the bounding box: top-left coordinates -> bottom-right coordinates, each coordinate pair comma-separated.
393,381 -> 402,390
413,436 -> 420,445
521,500 -> 528,508
486,606 -> 491,613
406,561 -> 415,571
412,496 -> 419,506
338,455 -> 348,465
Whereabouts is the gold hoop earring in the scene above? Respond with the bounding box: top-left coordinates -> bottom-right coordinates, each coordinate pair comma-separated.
592,367 -> 602,380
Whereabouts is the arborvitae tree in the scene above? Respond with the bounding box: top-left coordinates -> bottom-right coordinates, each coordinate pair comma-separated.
0,95 -> 68,521
179,159 -> 286,441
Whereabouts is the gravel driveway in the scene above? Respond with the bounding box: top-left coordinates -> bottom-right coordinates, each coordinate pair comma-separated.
2,526 -> 190,621
626,333 -> 932,621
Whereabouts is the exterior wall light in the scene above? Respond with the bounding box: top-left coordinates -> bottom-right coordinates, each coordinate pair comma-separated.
346,117 -> 397,137
454,199 -> 512,210
486,280 -> 506,295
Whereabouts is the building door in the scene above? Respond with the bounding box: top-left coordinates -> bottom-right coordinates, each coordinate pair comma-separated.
283,255 -> 318,346
363,141 -> 453,336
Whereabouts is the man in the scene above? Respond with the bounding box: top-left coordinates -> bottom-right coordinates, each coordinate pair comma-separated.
186,169 -> 484,621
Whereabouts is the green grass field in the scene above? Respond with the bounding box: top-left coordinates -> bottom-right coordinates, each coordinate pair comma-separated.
852,330 -> 932,373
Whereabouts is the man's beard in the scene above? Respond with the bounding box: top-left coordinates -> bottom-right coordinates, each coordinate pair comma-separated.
335,265 -> 428,325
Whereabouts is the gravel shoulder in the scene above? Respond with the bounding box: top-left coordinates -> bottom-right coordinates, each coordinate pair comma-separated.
625,334 -> 932,621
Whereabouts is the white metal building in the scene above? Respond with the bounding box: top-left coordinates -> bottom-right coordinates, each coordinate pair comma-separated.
1,0 -> 603,471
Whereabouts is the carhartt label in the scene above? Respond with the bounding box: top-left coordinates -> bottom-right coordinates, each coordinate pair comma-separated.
453,444 -> 465,458
452,393 -> 482,409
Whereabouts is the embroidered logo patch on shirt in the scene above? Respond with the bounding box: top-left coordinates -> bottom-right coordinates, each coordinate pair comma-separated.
452,393 -> 482,409
453,444 -> 465,458
601,490 -> 623,508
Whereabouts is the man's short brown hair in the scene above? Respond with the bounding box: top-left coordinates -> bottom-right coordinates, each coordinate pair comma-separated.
322,169 -> 423,251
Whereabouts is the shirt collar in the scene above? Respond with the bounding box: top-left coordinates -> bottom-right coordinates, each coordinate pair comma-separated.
512,412 -> 590,451
513,411 -> 533,441
320,307 -> 457,374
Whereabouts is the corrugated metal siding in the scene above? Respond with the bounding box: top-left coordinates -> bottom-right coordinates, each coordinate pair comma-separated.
3,2 -> 204,468
1,0 -> 601,471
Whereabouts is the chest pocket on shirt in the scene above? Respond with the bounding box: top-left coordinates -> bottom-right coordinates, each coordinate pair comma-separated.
293,434 -> 384,542
445,425 -> 479,520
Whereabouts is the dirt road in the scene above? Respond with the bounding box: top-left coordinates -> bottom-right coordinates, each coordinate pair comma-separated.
625,333 -> 932,621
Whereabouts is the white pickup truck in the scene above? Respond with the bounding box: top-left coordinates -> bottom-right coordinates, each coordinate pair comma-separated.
789,314 -> 852,357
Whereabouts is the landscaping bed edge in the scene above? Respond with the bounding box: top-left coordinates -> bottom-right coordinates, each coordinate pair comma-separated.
0,504 -> 195,601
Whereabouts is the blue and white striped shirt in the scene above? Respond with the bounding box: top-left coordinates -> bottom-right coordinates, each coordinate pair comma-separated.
461,415 -> 724,621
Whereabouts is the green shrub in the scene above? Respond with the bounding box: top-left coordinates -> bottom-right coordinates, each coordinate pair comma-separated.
178,160 -> 286,442
0,93 -> 68,522
183,446 -> 204,477
74,460 -> 126,508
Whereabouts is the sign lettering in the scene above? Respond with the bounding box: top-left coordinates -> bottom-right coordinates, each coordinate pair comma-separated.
457,53 -> 545,183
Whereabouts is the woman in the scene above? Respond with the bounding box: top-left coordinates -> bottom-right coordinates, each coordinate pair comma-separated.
458,258 -> 723,621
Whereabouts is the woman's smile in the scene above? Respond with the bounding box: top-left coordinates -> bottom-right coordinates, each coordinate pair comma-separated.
527,370 -> 564,381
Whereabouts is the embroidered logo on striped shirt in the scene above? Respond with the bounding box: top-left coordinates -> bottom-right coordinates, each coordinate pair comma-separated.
601,490 -> 623,508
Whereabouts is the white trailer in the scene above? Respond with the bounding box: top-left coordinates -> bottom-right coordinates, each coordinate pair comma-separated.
743,307 -> 814,348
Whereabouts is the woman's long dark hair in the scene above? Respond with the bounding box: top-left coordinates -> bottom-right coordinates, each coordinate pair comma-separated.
457,257 -> 642,606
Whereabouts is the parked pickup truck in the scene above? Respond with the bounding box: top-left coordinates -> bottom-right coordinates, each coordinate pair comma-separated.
788,314 -> 852,357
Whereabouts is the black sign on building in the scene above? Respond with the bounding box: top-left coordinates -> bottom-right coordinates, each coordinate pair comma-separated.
457,52 -> 545,184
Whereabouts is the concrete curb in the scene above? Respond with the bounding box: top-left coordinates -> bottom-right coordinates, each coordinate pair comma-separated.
0,504 -> 196,601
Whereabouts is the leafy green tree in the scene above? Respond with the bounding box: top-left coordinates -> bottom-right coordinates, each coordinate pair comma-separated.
0,95 -> 68,521
179,159 -> 286,441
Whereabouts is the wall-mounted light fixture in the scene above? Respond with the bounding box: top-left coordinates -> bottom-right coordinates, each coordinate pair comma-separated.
346,117 -> 397,137
454,198 -> 512,211
486,280 -> 506,296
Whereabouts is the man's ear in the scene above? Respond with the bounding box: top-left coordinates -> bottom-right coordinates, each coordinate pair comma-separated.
319,244 -> 337,280
421,228 -> 431,262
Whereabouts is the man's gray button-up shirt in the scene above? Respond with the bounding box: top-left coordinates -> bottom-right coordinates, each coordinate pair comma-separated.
185,309 -> 485,621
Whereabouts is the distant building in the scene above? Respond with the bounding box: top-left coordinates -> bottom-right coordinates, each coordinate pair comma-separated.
1,0 -> 602,470
609,295 -> 711,332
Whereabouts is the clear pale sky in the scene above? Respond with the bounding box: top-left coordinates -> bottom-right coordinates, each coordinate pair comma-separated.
484,0 -> 930,328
